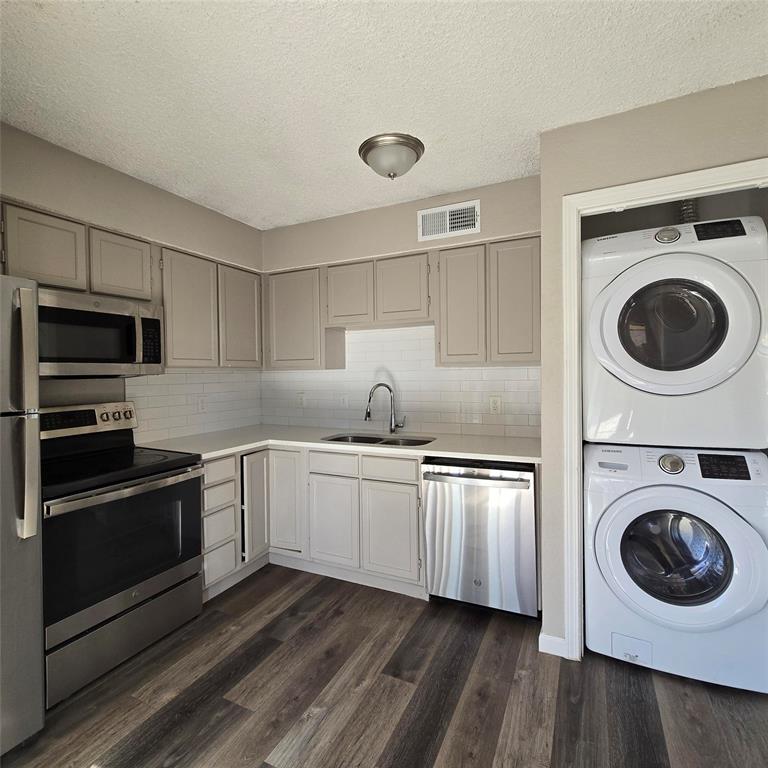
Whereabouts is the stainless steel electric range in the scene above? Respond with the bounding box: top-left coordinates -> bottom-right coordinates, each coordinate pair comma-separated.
40,401 -> 203,707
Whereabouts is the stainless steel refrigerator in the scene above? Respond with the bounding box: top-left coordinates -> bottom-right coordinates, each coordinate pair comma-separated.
0,275 -> 44,754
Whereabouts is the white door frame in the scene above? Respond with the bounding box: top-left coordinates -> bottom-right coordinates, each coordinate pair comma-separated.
557,157 -> 768,661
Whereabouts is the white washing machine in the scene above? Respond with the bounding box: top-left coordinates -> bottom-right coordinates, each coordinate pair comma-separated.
584,443 -> 768,692
582,216 -> 768,448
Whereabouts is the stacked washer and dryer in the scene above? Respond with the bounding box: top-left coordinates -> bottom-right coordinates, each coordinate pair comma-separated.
581,216 -> 768,693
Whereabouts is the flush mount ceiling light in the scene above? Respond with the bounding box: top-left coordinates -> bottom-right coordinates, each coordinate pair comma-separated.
358,133 -> 425,180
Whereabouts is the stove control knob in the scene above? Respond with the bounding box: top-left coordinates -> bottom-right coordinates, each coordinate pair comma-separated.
123,409 -> 134,420
659,454 -> 685,474
655,227 -> 681,243
112,411 -> 122,421
99,412 -> 110,423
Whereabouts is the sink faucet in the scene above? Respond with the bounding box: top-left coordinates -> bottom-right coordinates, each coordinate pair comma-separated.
364,382 -> 405,434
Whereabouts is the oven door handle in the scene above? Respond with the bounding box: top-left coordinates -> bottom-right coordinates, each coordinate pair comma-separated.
45,467 -> 204,518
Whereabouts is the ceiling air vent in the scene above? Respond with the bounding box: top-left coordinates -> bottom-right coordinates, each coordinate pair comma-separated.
417,199 -> 480,242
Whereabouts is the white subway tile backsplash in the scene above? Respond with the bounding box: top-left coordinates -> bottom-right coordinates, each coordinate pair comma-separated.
129,327 -> 540,442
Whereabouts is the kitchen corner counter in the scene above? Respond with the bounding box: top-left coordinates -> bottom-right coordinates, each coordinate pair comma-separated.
140,424 -> 542,464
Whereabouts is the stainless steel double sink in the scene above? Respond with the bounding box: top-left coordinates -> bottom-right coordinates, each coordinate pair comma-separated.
322,433 -> 435,447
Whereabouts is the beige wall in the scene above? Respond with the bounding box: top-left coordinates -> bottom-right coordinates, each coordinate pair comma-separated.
262,176 -> 540,271
539,75 -> 768,640
0,124 -> 263,270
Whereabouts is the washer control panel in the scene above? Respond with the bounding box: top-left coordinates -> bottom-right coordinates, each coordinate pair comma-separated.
659,454 -> 685,474
654,227 -> 681,244
698,453 -> 751,481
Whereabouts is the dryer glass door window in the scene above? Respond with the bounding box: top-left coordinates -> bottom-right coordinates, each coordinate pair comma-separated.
620,510 -> 733,606
618,280 -> 728,372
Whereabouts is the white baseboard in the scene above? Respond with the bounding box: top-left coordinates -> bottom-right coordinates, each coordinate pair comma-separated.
203,552 -> 269,602
268,552 -> 429,602
538,631 -> 579,660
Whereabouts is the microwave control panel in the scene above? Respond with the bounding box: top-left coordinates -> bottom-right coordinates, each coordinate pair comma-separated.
141,318 -> 163,364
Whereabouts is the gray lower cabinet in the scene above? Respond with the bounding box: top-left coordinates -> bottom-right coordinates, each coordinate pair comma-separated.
242,450 -> 270,562
202,455 -> 241,588
268,449 -> 305,556
162,248 -> 219,367
361,480 -> 420,582
438,244 -> 486,364
327,261 -> 374,325
3,204 -> 87,290
218,264 -> 261,368
308,473 -> 360,568
375,253 -> 430,322
89,228 -> 152,300
487,237 -> 541,363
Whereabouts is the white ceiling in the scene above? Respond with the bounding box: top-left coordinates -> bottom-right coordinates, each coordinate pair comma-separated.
1,2 -> 766,230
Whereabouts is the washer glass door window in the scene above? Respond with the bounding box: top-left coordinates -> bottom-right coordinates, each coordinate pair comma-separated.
594,486 -> 768,630
620,510 -> 733,606
590,253 -> 761,394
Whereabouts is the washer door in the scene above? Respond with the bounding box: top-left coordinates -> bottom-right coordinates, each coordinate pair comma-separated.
595,486 -> 768,631
589,253 -> 761,394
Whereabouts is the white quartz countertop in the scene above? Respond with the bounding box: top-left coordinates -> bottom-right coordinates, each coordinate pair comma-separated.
141,424 -> 542,464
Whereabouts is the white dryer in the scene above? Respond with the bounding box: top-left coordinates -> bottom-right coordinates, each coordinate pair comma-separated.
584,443 -> 768,692
582,216 -> 768,448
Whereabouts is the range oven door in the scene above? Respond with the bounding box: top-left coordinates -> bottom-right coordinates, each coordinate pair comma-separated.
38,289 -> 163,377
42,467 -> 203,650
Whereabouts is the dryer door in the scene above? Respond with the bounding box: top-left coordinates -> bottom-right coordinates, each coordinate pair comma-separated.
595,486 -> 768,631
589,253 -> 760,394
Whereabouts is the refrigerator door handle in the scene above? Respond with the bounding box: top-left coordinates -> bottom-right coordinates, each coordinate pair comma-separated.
19,415 -> 40,539
18,286 -> 39,412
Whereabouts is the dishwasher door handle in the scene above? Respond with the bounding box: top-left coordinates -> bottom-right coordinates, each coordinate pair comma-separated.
423,472 -> 530,490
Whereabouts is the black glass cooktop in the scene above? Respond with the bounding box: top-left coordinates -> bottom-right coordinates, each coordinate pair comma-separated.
42,434 -> 200,501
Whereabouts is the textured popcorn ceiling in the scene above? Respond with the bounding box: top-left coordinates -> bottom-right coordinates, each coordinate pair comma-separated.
1,1 -> 766,229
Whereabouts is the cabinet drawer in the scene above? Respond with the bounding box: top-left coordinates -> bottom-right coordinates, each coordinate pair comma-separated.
203,505 -> 238,550
204,479 -> 237,511
203,539 -> 239,586
308,450 -> 359,476
361,455 -> 420,484
204,456 -> 237,486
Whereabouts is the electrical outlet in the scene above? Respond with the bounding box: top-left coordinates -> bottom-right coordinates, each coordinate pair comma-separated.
489,395 -> 502,415
339,394 -> 350,408
196,396 -> 207,413
468,413 -> 482,424
297,392 -> 306,408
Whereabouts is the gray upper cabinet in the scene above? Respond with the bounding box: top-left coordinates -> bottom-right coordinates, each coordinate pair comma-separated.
162,248 -> 219,367
4,204 -> 87,290
375,253 -> 429,322
488,238 -> 541,363
327,261 -> 374,325
89,228 -> 152,300
266,268 -> 322,369
218,264 -> 261,368
438,244 -> 486,365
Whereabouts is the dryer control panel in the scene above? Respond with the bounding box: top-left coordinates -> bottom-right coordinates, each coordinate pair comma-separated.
698,453 -> 751,480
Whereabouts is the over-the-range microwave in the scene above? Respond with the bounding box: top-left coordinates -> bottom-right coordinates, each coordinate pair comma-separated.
38,289 -> 163,377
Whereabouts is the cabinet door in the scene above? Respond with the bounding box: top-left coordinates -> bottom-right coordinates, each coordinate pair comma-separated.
89,228 -> 152,300
361,480 -> 419,582
218,265 -> 261,368
309,474 -> 360,568
327,261 -> 374,325
375,253 -> 429,322
488,238 -> 541,363
267,269 -> 321,369
242,451 -> 270,562
268,450 -> 305,555
438,244 -> 486,364
162,249 -> 219,367
4,205 -> 87,290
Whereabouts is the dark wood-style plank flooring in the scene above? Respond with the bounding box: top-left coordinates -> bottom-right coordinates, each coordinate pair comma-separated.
5,565 -> 767,768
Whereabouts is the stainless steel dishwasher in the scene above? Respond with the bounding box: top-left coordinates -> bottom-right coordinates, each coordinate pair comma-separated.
422,457 -> 537,616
